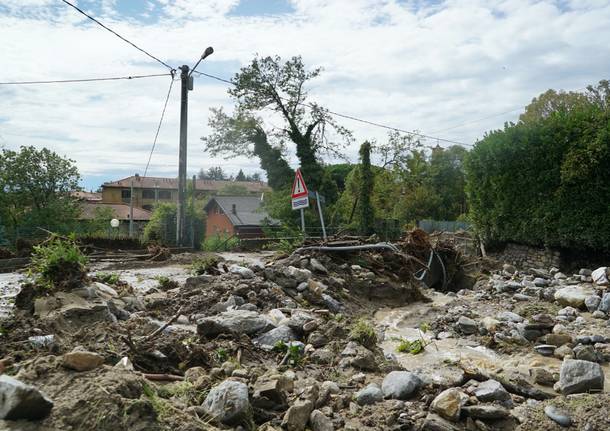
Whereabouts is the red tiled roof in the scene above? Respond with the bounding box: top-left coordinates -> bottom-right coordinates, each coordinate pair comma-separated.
72,191 -> 102,201
79,202 -> 152,221
103,175 -> 269,193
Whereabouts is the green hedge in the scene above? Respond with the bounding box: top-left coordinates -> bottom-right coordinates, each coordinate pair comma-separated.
465,105 -> 610,250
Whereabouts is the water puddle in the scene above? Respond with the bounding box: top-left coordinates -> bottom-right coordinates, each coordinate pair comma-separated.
375,291 -> 610,391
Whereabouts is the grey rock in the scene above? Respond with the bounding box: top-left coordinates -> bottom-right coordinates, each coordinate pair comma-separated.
254,326 -> 299,350
229,265 -> 255,279
514,293 -> 534,301
309,409 -> 333,431
63,349 -> 104,371
598,293 -> 610,313
592,267 -> 609,286
381,371 -> 422,400
559,359 -> 604,395
533,277 -> 550,287
497,311 -> 523,323
572,345 -> 601,363
462,404 -> 510,420
502,264 -> 517,274
457,316 -> 478,335
579,269 -> 592,276
421,413 -> 463,431
544,405 -> 572,427
202,380 -> 251,426
282,399 -> 313,431
473,379 -> 510,402
197,310 -> 273,337
554,286 -> 595,308
238,303 -> 258,312
592,310 -> 606,319
321,294 -> 342,313
534,345 -> 557,357
355,384 -> 383,405
0,375 -> 53,420
286,311 -> 315,333
584,296 -> 601,313
211,295 -> 246,314
309,258 -> 328,274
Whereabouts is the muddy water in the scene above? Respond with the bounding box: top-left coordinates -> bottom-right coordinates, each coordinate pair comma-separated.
375,291 -> 610,391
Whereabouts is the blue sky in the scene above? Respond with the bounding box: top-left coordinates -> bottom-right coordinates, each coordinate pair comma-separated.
1,0 -> 610,191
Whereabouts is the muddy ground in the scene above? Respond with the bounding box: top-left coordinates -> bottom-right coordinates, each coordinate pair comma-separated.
1,240 -> 610,430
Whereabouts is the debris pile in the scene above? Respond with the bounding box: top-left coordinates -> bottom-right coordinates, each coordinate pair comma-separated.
1,235 -> 609,430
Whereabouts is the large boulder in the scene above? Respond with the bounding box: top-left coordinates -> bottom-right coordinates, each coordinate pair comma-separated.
430,388 -> 467,422
197,310 -> 273,338
0,375 -> 53,420
63,349 -> 104,371
355,383 -> 383,405
282,400 -> 313,431
473,379 -> 510,402
202,380 -> 251,426
381,371 -> 422,400
592,267 -> 609,286
559,359 -> 604,395
598,293 -> 610,313
309,409 -> 333,431
554,286 -> 596,308
254,326 -> 299,350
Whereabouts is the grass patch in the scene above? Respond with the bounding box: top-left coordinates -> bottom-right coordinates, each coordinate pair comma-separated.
28,234 -> 88,290
156,276 -> 178,290
191,255 -> 221,275
96,272 -> 120,285
349,318 -> 377,348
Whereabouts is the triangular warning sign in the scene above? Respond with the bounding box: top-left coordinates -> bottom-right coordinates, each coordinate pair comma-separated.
291,168 -> 309,199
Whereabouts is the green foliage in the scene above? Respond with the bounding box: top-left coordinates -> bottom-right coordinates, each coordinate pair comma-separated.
202,234 -> 240,252
325,164 -> 354,193
466,80 -> 610,250
203,55 -> 352,197
156,276 -> 178,290
143,203 -> 176,244
215,347 -> 229,363
191,255 -> 221,275
0,146 -> 81,242
396,338 -> 426,355
96,272 -> 120,285
273,341 -> 304,367
28,235 -> 88,290
198,166 -> 227,180
83,206 -> 115,236
349,318 -> 377,348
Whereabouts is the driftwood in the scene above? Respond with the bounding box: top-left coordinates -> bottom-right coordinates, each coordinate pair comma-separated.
144,306 -> 183,341
141,373 -> 184,382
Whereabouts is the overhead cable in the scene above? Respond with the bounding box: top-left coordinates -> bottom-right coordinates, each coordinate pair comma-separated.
59,0 -> 175,71
144,76 -> 175,177
0,73 -> 172,85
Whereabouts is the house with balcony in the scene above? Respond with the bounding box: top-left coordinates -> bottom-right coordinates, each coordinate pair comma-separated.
101,174 -> 269,211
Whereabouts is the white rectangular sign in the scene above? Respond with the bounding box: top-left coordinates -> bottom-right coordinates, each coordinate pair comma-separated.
291,196 -> 309,210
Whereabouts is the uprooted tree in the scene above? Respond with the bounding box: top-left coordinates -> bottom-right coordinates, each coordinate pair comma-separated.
202,55 -> 353,200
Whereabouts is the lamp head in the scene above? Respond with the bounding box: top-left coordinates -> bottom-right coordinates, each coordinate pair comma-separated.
202,47 -> 214,60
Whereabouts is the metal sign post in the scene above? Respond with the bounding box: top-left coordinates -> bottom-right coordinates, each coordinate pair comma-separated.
315,191 -> 327,240
291,169 -> 309,235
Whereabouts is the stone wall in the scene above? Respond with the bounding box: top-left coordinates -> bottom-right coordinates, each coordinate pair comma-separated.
490,243 -> 562,270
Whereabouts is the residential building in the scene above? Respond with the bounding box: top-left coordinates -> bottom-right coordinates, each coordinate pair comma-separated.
204,196 -> 277,238
101,175 -> 269,211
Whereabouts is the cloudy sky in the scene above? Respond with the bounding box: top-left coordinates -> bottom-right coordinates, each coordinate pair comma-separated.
1,0 -> 609,190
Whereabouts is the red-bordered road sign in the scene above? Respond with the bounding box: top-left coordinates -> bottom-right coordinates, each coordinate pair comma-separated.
291,168 -> 309,199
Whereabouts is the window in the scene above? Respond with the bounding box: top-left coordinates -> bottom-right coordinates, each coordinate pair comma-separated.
121,189 -> 131,199
142,189 -> 155,199
158,190 -> 172,200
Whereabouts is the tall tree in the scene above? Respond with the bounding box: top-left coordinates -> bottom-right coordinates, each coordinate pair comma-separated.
0,146 -> 81,238
202,55 -> 352,198
235,169 -> 247,181
358,142 -> 374,236
198,166 -> 227,180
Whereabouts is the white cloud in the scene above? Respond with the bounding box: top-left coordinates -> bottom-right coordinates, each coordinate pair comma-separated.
1,0 -> 610,189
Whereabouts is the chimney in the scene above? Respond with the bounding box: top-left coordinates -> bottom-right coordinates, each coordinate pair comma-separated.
135,173 -> 140,181
232,204 -> 237,214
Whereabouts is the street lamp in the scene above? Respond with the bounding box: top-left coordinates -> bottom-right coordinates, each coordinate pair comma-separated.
189,47 -> 214,76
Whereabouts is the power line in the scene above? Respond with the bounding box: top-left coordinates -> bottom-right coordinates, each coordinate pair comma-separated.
0,73 -> 172,85
59,0 -> 174,71
144,76 -> 175,177
192,71 -> 472,147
